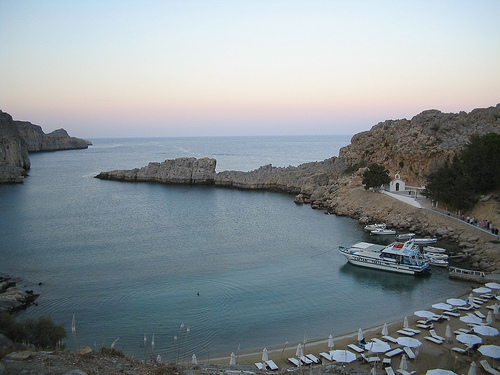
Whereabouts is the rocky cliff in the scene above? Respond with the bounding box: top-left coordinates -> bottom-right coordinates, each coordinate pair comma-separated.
0,112 -> 30,183
0,110 -> 92,183
15,120 -> 91,152
338,104 -> 500,185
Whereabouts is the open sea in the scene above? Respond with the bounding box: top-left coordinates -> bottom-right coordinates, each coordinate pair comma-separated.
0,135 -> 470,362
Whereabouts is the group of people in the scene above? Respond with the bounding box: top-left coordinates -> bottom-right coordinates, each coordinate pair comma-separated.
461,216 -> 498,235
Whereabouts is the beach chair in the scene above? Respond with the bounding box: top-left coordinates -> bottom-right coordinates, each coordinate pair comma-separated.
288,358 -> 300,367
299,356 -> 313,365
396,370 -> 411,375
397,329 -> 415,336
424,336 -> 443,344
348,343 -> 365,353
383,358 -> 392,366
475,311 -> 486,318
361,353 -> 380,364
443,311 -> 460,317
452,346 -> 469,354
385,348 -> 404,358
416,323 -> 434,330
385,367 -> 396,375
457,305 -> 473,311
382,335 -> 398,343
403,347 -> 415,359
319,352 -> 332,361
457,328 -> 473,334
404,328 -> 421,334
255,362 -> 264,370
480,360 -> 500,375
306,354 -> 320,364
266,360 -> 279,370
429,329 -> 445,341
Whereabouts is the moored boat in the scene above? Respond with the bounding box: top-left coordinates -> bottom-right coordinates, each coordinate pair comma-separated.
423,246 -> 446,253
339,240 -> 431,275
396,233 -> 415,239
424,253 -> 449,267
413,238 -> 438,244
364,223 -> 386,232
371,228 -> 397,235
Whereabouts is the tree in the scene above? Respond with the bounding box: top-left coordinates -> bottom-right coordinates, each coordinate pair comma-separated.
362,163 -> 391,190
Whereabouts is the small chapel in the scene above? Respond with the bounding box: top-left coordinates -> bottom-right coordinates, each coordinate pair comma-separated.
386,173 -> 406,192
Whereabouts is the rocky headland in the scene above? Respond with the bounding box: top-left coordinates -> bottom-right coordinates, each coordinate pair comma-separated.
0,110 -> 91,183
0,276 -> 39,313
96,104 -> 500,272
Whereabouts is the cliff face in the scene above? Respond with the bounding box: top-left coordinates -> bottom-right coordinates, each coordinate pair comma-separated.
338,104 -> 500,185
0,112 -> 30,183
15,121 -> 90,152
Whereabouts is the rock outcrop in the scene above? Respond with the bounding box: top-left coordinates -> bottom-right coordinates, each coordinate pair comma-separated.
0,111 -> 30,183
96,157 -> 217,184
0,276 -> 39,313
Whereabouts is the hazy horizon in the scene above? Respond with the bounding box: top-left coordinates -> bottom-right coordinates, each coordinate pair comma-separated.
1,0 -> 499,138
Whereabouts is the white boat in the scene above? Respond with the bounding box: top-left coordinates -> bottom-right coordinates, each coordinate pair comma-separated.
412,238 -> 437,244
364,223 -> 386,232
371,228 -> 397,235
339,240 -> 431,275
424,253 -> 449,267
423,246 -> 446,253
422,251 -> 448,260
396,233 -> 415,239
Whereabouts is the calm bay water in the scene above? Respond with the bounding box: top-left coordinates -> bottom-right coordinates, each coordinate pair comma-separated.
0,135 -> 469,361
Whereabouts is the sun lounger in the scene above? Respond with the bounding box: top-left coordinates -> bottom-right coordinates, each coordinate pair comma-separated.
403,347 -> 416,359
397,370 -> 411,375
457,305 -> 473,311
480,360 -> 500,375
348,343 -> 365,353
255,362 -> 264,370
404,328 -> 421,334
429,329 -> 446,341
458,327 -> 473,334
481,294 -> 494,299
382,335 -> 398,343
319,352 -> 332,361
383,358 -> 392,365
475,311 -> 486,318
385,348 -> 404,358
361,353 -> 380,364
288,358 -> 300,367
416,323 -> 434,329
425,336 -> 443,344
306,354 -> 319,364
397,329 -> 415,336
452,346 -> 469,354
385,367 -> 396,375
443,311 -> 460,317
299,356 -> 312,365
266,360 -> 279,370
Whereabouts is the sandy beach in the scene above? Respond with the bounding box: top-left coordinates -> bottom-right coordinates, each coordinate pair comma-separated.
209,289 -> 500,375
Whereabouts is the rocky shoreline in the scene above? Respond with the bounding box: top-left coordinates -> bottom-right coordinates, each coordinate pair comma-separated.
0,276 -> 40,313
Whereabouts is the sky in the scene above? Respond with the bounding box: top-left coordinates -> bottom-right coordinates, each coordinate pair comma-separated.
1,1 -> 499,138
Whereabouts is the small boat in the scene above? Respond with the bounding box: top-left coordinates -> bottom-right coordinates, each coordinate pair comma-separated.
412,238 -> 438,244
424,253 -> 449,267
423,246 -> 446,253
364,223 -> 386,232
371,228 -> 397,235
396,233 -> 415,239
339,240 -> 431,275
422,251 -> 448,260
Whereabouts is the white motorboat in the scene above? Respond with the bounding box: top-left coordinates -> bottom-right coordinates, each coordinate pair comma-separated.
396,233 -> 415,239
423,246 -> 446,253
371,228 -> 397,235
422,251 -> 448,260
339,240 -> 431,275
364,223 -> 386,232
424,253 -> 449,267
412,238 -> 438,244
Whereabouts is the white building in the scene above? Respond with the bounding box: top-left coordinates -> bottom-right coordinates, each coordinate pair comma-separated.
386,173 -> 406,192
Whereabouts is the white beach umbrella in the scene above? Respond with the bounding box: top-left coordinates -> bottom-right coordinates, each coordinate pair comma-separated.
331,350 -> 356,363
460,314 -> 483,324
432,303 -> 454,311
328,335 -> 334,350
396,337 -> 422,348
230,352 -> 236,365
445,325 -> 453,342
486,283 -> 500,289
473,325 -> 499,336
468,362 -> 477,375
473,287 -> 492,294
487,311 -> 494,325
478,345 -> 500,359
415,310 -> 439,319
296,343 -> 304,358
262,348 -> 268,362
399,354 -> 408,371
494,304 -> 499,315
371,366 -> 377,375
447,298 -> 467,306
358,328 -> 364,342
382,323 -> 389,336
403,316 -> 409,329
426,370 -> 457,375
456,334 -> 483,347
366,340 -> 391,353
192,354 -> 198,365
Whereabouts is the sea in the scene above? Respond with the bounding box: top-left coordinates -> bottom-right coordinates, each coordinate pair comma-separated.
0,135 -> 470,362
